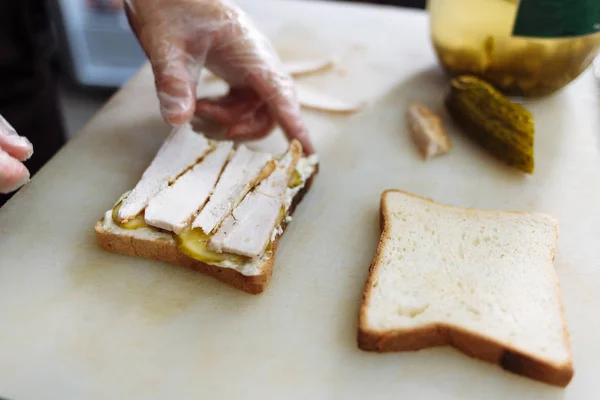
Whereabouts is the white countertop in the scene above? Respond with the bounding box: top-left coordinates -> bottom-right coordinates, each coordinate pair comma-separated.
1,0 -> 599,399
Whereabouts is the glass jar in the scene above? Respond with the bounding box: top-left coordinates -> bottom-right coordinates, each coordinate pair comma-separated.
427,0 -> 600,97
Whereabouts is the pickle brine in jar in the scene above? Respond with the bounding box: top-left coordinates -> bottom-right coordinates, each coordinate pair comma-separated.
428,0 -> 600,97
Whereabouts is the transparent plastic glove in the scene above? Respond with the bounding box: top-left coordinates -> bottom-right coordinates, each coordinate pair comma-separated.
0,115 -> 33,194
124,0 -> 314,153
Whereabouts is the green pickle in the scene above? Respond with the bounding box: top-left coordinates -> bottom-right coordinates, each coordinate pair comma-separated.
112,201 -> 147,230
264,207 -> 287,253
434,36 -> 600,97
428,0 -> 600,97
445,75 -> 535,173
175,228 -> 249,264
288,170 -> 302,189
276,206 -> 286,226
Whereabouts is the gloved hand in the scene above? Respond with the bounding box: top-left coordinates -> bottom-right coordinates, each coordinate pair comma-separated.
125,0 -> 314,154
0,115 -> 33,194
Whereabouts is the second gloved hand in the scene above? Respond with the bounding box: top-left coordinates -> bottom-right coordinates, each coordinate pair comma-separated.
0,115 -> 33,194
125,0 -> 314,153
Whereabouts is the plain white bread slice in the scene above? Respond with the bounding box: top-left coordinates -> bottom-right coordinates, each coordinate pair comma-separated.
192,145 -> 274,234
358,190 -> 573,387
117,124 -> 212,222
144,141 -> 233,234
209,140 -> 302,258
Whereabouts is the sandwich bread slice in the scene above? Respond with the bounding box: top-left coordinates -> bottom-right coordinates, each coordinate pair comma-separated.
95,124 -> 318,294
358,190 -> 573,387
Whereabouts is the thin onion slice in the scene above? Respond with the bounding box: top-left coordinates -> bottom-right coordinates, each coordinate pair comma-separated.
202,57 -> 336,82
295,84 -> 365,114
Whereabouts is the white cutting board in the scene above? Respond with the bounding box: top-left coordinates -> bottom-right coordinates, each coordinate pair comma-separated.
1,1 -> 599,399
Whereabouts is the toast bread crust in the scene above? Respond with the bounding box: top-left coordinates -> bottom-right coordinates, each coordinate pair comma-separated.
358,189 -> 574,387
95,167 -> 317,295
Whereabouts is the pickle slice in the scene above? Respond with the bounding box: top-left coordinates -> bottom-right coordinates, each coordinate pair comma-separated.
288,170 -> 302,188
175,228 -> 249,264
445,75 -> 535,173
112,201 -> 147,230
276,206 -> 286,226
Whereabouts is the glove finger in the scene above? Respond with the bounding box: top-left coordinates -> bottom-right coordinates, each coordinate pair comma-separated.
195,100 -> 253,126
247,72 -> 315,154
152,46 -> 197,125
227,104 -> 275,140
0,148 -> 30,194
195,88 -> 261,126
0,115 -> 33,161
198,9 -> 314,152
124,3 -> 196,124
137,19 -> 200,126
